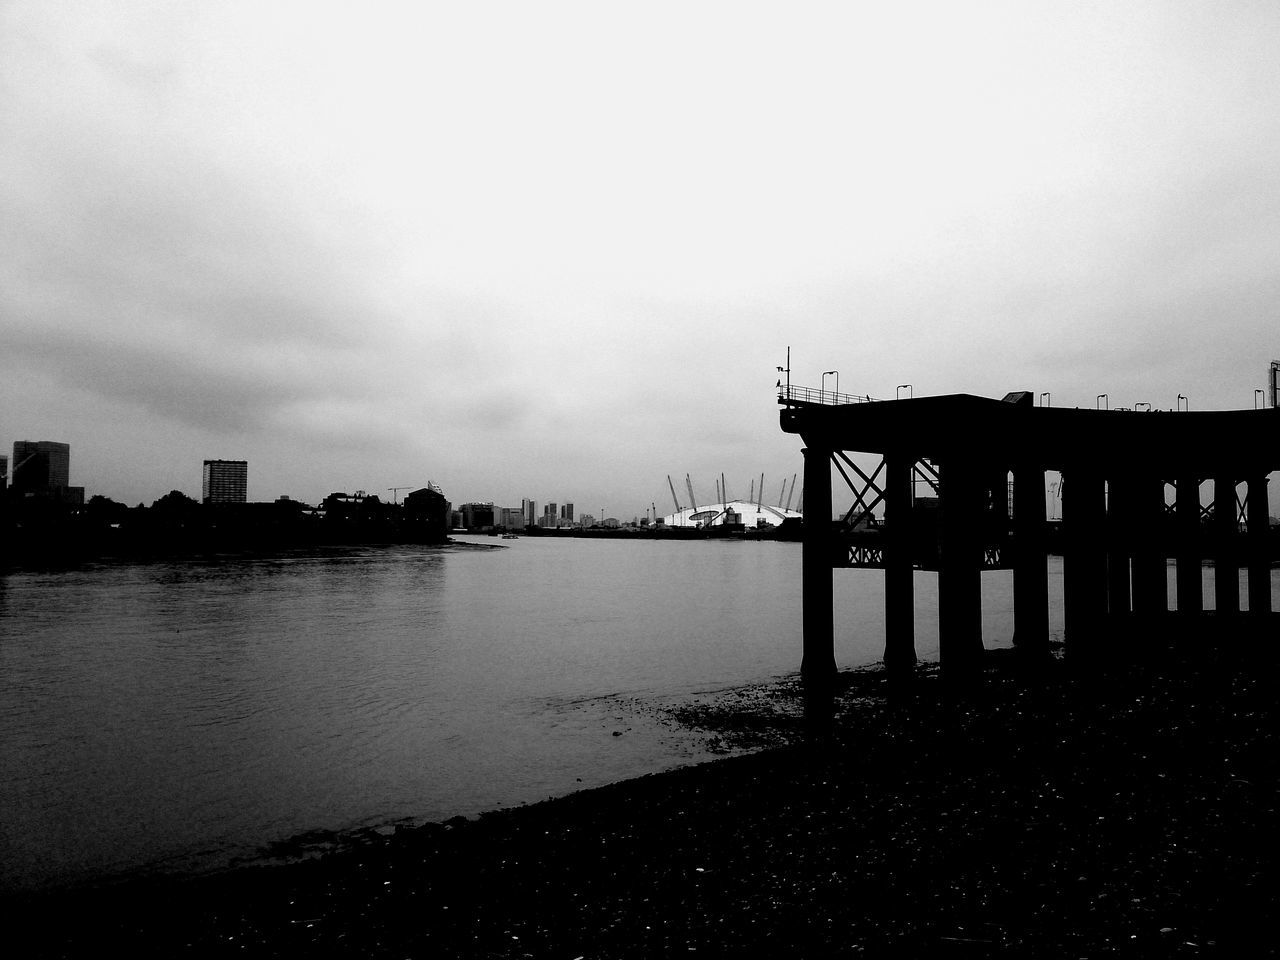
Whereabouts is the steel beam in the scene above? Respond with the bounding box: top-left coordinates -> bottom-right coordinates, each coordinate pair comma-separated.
883,455 -> 916,674
801,446 -> 836,688
1213,475 -> 1239,616
1012,462 -> 1049,655
1175,475 -> 1203,616
1063,468 -> 1107,658
1247,474 -> 1272,617
937,459 -> 984,672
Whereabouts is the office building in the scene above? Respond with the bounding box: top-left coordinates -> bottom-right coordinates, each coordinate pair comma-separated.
561,502 -> 574,524
460,502 -> 495,530
11,440 -> 73,499
202,459 -> 248,503
522,498 -> 537,528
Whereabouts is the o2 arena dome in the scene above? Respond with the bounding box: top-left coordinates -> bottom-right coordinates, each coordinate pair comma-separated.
659,499 -> 801,529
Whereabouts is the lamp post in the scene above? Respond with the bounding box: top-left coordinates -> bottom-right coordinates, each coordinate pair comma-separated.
1096,394 -> 1108,410
1256,389 -> 1266,409
1177,394 -> 1188,412
1040,392 -> 1051,407
896,384 -> 913,399
822,370 -> 838,401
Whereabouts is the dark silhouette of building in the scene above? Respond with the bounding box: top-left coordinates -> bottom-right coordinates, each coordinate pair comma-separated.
202,460 -> 248,504
460,502 -> 495,531
10,440 -> 82,504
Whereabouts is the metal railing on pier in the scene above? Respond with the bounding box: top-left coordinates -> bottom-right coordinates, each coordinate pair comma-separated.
777,384 -> 882,407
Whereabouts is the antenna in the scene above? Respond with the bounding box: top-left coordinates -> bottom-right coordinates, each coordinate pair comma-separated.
387,486 -> 413,504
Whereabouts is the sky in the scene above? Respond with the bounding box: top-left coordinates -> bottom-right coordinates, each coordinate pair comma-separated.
3,1 -> 1279,516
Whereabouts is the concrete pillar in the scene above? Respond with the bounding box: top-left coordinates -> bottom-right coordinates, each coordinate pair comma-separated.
801,446 -> 836,687
1012,462 -> 1049,655
938,459 -> 984,672
1213,475 -> 1239,616
1131,476 -> 1168,619
1247,474 -> 1272,616
1106,478 -> 1131,618
1175,475 -> 1202,616
1063,468 -> 1107,657
883,456 -> 916,673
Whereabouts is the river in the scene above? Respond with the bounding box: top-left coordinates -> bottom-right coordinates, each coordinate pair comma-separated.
0,536 -> 1271,892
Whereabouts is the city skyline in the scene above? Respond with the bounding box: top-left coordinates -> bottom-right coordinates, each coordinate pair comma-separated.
5,3 -> 1280,514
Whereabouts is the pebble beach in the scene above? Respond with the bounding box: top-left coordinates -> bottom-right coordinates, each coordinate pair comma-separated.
8,641 -> 1279,959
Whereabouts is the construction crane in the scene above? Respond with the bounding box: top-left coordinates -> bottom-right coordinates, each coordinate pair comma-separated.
387,486 -> 413,504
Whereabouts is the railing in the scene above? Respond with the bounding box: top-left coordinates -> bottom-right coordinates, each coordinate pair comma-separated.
778,384 -> 883,406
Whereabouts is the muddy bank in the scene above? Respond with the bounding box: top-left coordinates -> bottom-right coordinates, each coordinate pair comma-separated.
7,646 -> 1278,957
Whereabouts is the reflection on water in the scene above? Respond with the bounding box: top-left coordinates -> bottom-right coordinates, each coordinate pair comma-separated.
0,540 -> 1274,892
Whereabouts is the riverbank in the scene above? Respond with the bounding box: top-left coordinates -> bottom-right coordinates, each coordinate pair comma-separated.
8,644 -> 1278,958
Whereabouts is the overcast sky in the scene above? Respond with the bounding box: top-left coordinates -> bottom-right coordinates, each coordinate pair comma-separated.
3,1 -> 1279,515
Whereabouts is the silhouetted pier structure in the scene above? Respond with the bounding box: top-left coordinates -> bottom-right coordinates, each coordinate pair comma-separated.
779,387 -> 1279,682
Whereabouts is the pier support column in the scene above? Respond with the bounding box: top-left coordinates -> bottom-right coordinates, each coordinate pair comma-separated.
1175,475 -> 1203,617
1213,475 -> 1239,617
1012,462 -> 1049,657
1131,476 -> 1168,622
1106,478 -> 1131,620
1063,468 -> 1107,659
1246,474 -> 1272,617
938,460 -> 984,674
883,455 -> 916,674
801,446 -> 837,688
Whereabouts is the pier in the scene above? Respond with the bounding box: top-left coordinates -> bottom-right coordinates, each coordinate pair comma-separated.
779,386 -> 1279,682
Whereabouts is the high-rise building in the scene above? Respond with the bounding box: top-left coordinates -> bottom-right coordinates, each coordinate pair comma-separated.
460,502 -> 495,530
561,502 -> 574,524
522,498 -> 537,528
202,459 -> 248,503
11,441 -> 71,496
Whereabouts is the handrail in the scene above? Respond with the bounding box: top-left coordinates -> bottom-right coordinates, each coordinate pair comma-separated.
778,384 -> 883,406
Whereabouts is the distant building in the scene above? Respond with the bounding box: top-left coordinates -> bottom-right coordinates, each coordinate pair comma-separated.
561,502 -> 574,524
498,506 -> 525,530
542,502 -> 558,527
461,502 -> 495,531
202,459 -> 248,504
10,440 -> 81,503
522,498 -> 537,528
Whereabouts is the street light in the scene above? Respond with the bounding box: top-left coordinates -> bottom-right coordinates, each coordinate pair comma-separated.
1177,394 -> 1189,412
1040,392 -> 1051,407
896,384 -> 913,400
1256,389 -> 1266,409
1096,394 -> 1108,410
822,370 -> 838,399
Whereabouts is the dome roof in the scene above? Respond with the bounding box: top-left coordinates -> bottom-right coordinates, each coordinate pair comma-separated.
658,499 -> 801,529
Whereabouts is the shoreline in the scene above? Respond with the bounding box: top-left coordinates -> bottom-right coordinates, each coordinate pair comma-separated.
8,644 -> 1279,957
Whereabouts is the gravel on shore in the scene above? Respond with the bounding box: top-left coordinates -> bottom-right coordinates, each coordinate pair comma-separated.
8,642 -> 1279,958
